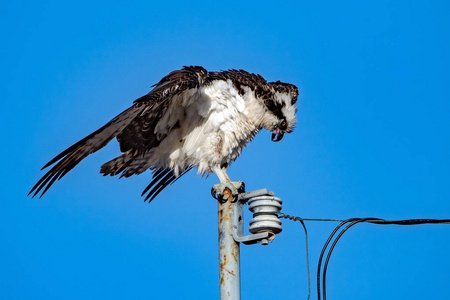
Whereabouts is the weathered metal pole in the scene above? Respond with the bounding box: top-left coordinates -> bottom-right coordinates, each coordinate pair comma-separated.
218,187 -> 240,300
211,165 -> 241,299
210,165 -> 241,300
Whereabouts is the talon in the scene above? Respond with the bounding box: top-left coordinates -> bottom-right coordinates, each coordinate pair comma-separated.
211,181 -> 242,203
238,181 -> 245,194
211,187 -> 218,199
231,191 -> 239,203
217,194 -> 227,204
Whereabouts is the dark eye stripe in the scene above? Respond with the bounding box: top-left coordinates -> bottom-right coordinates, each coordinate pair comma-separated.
265,99 -> 285,120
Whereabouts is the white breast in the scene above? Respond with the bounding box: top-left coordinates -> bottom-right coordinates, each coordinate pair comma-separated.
130,80 -> 267,176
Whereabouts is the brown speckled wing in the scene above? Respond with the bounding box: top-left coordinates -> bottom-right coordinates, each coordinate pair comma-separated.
30,66 -> 208,198
28,105 -> 146,198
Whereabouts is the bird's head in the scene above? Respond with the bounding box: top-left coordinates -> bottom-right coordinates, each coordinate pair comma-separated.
262,81 -> 298,142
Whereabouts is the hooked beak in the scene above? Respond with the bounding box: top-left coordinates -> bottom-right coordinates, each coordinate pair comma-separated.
271,127 -> 284,142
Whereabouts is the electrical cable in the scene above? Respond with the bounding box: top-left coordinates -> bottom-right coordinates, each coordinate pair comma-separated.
278,212 -> 311,300
279,214 -> 450,300
321,218 -> 380,300
316,218 -> 360,300
319,218 -> 450,300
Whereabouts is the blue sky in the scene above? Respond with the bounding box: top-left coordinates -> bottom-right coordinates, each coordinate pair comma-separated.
2,0 -> 450,299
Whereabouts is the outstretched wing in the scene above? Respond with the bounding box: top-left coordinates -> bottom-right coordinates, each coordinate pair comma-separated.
29,66 -> 208,199
28,105 -> 146,198
117,66 -> 208,155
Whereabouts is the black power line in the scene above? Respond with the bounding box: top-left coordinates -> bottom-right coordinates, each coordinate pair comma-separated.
279,213 -> 450,300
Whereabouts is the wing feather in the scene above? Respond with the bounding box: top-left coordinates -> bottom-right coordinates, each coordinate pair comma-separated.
30,66 -> 208,200
117,66 -> 208,155
29,105 -> 145,198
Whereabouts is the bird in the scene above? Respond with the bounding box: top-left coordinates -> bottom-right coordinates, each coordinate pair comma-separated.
29,66 -> 298,202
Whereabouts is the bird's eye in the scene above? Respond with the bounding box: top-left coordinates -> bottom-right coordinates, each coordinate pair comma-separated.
280,120 -> 287,130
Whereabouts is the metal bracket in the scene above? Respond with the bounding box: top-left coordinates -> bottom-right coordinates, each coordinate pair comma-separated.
212,184 -> 283,245
232,188 -> 281,245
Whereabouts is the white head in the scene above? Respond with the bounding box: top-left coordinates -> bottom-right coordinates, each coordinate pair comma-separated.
260,81 -> 299,142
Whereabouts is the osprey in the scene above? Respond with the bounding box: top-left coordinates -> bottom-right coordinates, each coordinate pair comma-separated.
29,66 -> 298,201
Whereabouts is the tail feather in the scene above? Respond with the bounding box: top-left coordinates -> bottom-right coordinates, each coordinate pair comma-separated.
29,105 -> 144,198
100,153 -> 153,178
142,167 -> 192,202
100,154 -> 133,177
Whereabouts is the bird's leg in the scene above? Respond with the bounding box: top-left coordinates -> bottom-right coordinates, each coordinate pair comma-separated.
211,165 -> 244,203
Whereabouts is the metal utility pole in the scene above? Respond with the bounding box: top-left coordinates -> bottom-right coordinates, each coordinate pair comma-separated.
212,168 -> 283,300
215,174 -> 241,300
218,190 -> 240,299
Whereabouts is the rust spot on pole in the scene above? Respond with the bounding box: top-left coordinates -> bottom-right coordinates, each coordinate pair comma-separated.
231,250 -> 238,262
221,267 -> 235,276
223,187 -> 233,202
